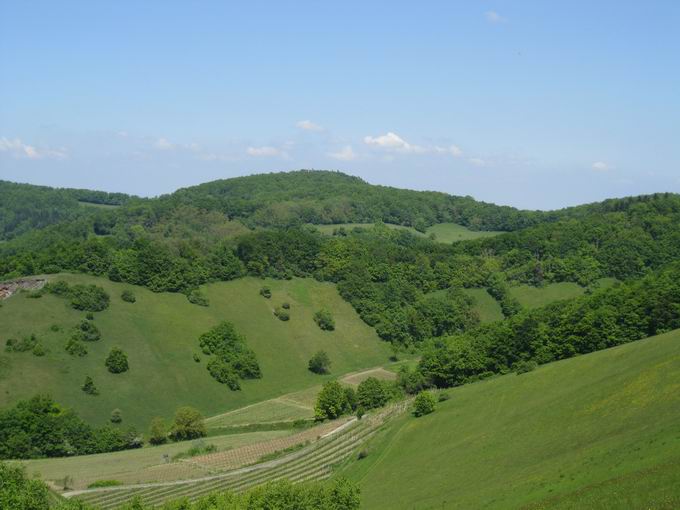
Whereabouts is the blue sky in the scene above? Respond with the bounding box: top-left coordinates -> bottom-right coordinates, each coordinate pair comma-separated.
1,1 -> 679,209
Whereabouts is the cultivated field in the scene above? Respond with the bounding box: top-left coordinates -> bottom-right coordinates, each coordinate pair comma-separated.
341,329 -> 680,509
64,403 -> 408,509
0,274 -> 391,429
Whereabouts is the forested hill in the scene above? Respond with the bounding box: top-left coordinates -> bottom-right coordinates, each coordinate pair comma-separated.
162,170 -> 548,231
0,180 -> 136,240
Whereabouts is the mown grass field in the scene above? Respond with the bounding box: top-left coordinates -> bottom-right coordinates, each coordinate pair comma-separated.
341,329 -> 680,509
0,274 -> 391,430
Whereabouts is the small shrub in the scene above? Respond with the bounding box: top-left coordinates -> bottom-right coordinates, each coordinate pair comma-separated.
356,406 -> 365,420
121,290 -> 136,303
148,417 -> 168,445
313,309 -> 335,331
207,358 -> 241,390
357,449 -> 369,460
26,289 -> 44,298
105,347 -> 129,373
45,280 -> 70,295
73,320 -> 101,342
5,334 -> 38,353
69,284 -> 110,312
357,377 -> 389,410
514,360 -> 538,374
438,391 -> 450,402
31,344 -> 47,357
308,350 -> 331,374
274,308 -> 290,321
82,376 -> 99,395
110,409 -> 123,423
314,381 -> 351,420
172,440 -> 217,460
259,286 -> 272,299
192,353 -> 201,363
169,406 -> 207,442
413,391 -> 437,417
281,302 -> 290,309
65,338 -> 88,357
86,312 -> 94,321
49,324 -> 61,332
87,480 -> 122,488
187,289 -> 209,306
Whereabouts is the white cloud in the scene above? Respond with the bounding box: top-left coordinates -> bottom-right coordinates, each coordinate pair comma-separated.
117,131 -> 129,138
364,132 -> 465,158
154,137 -> 174,150
247,146 -> 283,157
592,161 -> 611,171
485,10 -> 506,23
328,145 -> 357,161
296,120 -> 324,132
363,132 -> 427,153
468,157 -> 486,167
435,145 -> 463,157
0,137 -> 67,160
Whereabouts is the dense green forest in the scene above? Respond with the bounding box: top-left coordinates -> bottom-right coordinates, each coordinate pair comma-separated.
0,395 -> 141,459
0,180 -> 134,240
163,170 -> 549,230
416,262 -> 680,387
2,173 -> 680,348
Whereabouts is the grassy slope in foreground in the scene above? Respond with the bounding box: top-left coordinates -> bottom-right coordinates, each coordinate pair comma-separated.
342,329 -> 680,509
0,274 -> 390,430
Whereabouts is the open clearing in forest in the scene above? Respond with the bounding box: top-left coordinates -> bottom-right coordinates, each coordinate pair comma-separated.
0,274 -> 390,429
341,329 -> 680,509
312,222 -> 502,243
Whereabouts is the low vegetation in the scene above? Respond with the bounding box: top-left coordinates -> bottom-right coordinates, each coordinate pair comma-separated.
199,321 -> 261,389
308,350 -> 331,374
104,347 -> 129,373
313,308 -> 335,331
342,329 -> 680,509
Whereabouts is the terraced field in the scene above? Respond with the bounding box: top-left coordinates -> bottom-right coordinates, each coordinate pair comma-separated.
67,403 -> 408,509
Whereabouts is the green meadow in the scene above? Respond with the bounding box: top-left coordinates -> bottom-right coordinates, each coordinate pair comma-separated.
342,329 -> 680,509
312,222 -> 502,243
461,288 -> 504,323
426,222 -> 502,243
0,274 -> 390,430
509,282 -> 586,309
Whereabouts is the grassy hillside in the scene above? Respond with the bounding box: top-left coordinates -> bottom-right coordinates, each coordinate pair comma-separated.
426,222 -> 502,243
509,282 -> 585,309
341,329 -> 680,509
0,274 -> 391,430
314,222 -> 502,244
461,288 -> 503,323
